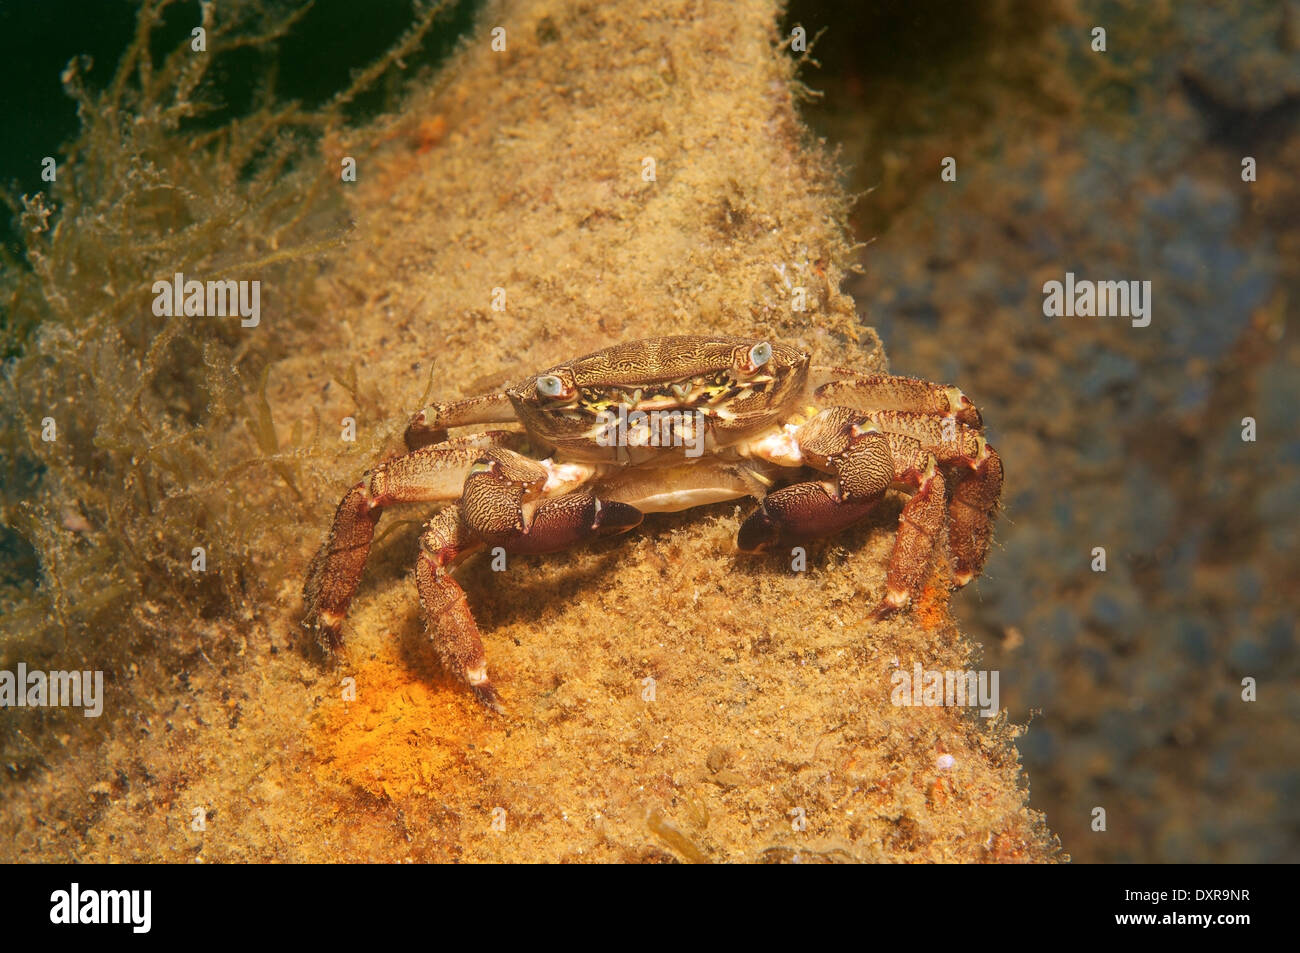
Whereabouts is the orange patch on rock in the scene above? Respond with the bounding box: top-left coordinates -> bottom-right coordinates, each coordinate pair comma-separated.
914,578 -> 952,632
413,115 -> 449,153
313,644 -> 490,801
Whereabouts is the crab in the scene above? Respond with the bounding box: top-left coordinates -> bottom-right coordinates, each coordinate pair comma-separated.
303,335 -> 1002,711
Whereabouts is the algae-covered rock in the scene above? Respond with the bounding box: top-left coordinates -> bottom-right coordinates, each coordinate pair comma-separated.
0,0 -> 1060,862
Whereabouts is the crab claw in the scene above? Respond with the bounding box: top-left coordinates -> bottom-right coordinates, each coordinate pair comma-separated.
737,482 -> 880,554
736,505 -> 780,552
592,499 -> 644,537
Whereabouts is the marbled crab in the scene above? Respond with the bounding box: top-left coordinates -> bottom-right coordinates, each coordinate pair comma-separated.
303,335 -> 1002,710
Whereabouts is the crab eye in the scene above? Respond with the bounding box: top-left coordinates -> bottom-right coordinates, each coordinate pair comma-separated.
748,341 -> 772,369
537,375 -> 566,398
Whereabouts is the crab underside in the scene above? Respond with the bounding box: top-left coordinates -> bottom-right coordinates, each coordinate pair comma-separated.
303,335 -> 1002,711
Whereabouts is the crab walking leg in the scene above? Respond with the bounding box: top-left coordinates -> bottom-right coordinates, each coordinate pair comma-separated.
854,409 -> 1004,588
813,371 -> 983,428
416,448 -> 642,710
405,391 -> 518,450
949,444 -> 1003,585
415,507 -> 499,709
876,436 -> 948,615
302,431 -> 525,647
